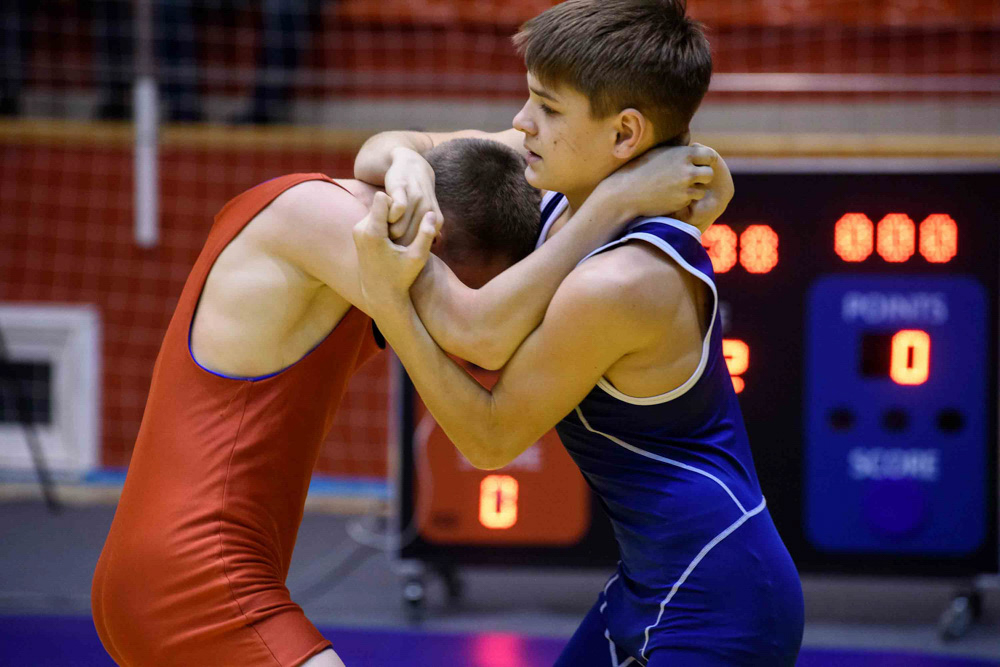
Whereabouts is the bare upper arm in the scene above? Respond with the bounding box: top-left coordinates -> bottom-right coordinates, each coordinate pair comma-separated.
477,260 -> 658,459
257,180 -> 373,312
427,128 -> 527,158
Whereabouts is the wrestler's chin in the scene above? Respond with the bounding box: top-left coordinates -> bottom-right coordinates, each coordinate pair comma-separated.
524,162 -> 545,189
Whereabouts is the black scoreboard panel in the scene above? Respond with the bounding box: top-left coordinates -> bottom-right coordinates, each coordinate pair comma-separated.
399,170 -> 1000,577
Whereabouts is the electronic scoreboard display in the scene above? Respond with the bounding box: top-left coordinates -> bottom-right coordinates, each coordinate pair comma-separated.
398,170 -> 1000,576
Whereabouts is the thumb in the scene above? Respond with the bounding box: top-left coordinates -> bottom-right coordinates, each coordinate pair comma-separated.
367,192 -> 392,236
406,212 -> 440,263
387,187 -> 407,224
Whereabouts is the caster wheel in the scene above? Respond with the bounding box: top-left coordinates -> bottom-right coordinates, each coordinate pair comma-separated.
403,577 -> 426,621
939,592 -> 982,641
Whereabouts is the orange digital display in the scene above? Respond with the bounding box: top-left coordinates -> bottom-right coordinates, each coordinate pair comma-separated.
415,365 -> 590,547
479,475 -> 518,529
739,225 -> 779,274
876,214 -> 916,263
723,339 -> 749,394
701,224 -> 738,273
836,212 -> 959,264
834,213 -> 874,262
890,330 -> 931,386
919,214 -> 958,264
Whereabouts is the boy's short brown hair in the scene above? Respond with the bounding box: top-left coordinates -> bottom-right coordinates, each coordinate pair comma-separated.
513,0 -> 712,144
427,138 -> 542,267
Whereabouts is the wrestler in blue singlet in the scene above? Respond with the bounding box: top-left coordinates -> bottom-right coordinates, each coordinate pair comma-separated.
537,192 -> 805,667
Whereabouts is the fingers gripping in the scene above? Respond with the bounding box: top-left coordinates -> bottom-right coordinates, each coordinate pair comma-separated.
355,192 -> 392,244
690,165 -> 714,186
407,212 -> 442,264
689,143 -> 719,167
387,187 -> 408,224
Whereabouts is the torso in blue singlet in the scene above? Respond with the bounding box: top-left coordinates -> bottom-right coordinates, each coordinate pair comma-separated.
539,192 -> 804,666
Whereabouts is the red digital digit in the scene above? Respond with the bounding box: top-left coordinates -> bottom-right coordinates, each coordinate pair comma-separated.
919,214 -> 958,264
876,213 -> 916,263
739,225 -> 779,274
479,475 -> 519,529
889,330 -> 930,386
834,213 -> 874,262
722,339 -> 749,394
701,224 -> 738,273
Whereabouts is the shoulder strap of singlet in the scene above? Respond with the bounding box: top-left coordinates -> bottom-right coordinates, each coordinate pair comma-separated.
581,217 -> 720,405
535,192 -> 568,250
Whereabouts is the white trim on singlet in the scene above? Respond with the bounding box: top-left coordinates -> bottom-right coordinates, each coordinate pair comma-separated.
639,496 -> 768,661
606,630 -> 618,666
576,219 -> 718,406
604,630 -> 638,667
603,571 -> 621,595
535,192 -> 569,250
575,406 -> 747,514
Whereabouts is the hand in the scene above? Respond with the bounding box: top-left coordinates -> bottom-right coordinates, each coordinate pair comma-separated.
674,145 -> 734,233
383,147 -> 443,245
596,144 -> 717,222
352,192 -> 442,316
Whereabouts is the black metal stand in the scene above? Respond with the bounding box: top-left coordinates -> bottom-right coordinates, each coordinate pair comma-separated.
0,325 -> 60,512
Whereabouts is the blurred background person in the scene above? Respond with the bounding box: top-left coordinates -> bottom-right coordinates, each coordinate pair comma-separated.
232,0 -> 322,125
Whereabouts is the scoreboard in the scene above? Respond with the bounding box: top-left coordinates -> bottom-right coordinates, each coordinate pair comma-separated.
397,169 -> 1000,577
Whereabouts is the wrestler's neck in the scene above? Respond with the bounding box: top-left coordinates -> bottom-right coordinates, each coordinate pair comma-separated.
545,186 -> 591,241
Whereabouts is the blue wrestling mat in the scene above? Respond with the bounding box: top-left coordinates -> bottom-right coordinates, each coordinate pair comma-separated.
0,615 -> 996,666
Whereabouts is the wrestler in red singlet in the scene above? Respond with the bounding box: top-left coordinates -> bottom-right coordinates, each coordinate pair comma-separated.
89,133 -> 708,666
92,174 -> 381,666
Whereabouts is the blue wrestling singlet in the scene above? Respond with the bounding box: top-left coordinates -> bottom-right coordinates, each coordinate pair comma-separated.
538,192 -> 804,666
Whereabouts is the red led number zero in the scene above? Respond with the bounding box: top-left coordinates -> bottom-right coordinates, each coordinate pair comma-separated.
890,330 -> 930,386
876,214 -> 916,263
479,475 -> 518,529
919,214 -> 958,264
834,213 -> 874,262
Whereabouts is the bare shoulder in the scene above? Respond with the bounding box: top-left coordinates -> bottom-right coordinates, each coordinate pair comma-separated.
545,242 -> 685,348
269,179 -> 368,226
563,242 -> 692,312
250,179 -> 367,250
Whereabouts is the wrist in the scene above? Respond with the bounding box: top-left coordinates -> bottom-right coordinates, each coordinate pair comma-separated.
389,145 -> 420,163
587,182 -> 635,222
370,292 -> 413,326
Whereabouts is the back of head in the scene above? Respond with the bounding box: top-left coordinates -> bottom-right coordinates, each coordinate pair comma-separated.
513,0 -> 712,144
427,138 -> 541,269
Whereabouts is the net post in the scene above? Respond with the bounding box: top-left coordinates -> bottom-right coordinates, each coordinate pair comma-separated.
133,0 -> 159,249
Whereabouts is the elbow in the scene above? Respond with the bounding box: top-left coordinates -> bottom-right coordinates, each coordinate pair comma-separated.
466,454 -> 504,471
460,428 -> 519,471
353,156 -> 380,184
452,335 -> 511,372
466,447 -> 514,471
464,347 -> 509,372
353,135 -> 389,183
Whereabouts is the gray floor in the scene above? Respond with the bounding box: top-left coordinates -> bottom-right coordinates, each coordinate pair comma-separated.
2,500 -> 999,661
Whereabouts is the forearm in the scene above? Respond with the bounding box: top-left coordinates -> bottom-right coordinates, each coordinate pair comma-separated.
378,298 -> 517,469
413,187 -> 637,369
353,131 -> 433,185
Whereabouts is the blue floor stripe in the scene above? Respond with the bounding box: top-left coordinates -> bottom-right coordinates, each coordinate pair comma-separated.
1,615 -> 996,667
10,468 -> 393,500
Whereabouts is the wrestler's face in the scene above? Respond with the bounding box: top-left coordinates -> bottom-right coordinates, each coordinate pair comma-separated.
513,72 -> 624,204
